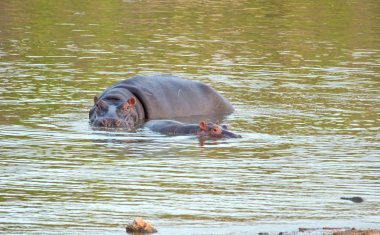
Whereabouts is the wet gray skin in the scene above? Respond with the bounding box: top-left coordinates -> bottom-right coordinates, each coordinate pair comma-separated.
145,120 -> 241,139
89,75 -> 235,131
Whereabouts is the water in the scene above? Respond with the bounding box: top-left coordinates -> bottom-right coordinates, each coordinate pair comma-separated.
0,0 -> 379,234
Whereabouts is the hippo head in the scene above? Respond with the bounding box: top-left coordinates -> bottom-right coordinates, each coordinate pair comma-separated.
197,121 -> 241,139
89,96 -> 139,130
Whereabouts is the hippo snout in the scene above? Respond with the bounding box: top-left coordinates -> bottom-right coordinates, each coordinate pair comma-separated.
222,131 -> 241,138
93,118 -> 124,128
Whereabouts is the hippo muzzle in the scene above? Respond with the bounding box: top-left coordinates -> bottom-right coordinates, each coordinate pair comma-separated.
200,122 -> 241,139
92,118 -> 125,128
219,129 -> 242,138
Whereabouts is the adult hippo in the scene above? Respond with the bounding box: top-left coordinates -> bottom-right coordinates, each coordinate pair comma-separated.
89,75 -> 234,130
145,120 -> 241,139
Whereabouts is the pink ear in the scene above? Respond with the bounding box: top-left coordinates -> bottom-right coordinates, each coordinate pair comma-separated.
94,96 -> 98,104
128,96 -> 136,107
121,97 -> 136,112
199,121 -> 207,131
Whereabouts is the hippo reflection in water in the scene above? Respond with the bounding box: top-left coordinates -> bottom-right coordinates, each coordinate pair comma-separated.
89,75 -> 240,138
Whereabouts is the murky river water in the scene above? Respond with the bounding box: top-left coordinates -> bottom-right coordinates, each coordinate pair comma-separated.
1,0 -> 379,234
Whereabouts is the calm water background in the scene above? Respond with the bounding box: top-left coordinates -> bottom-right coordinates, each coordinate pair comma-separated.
0,0 -> 379,234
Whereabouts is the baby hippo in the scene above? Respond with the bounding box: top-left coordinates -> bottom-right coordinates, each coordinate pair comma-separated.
144,120 -> 241,139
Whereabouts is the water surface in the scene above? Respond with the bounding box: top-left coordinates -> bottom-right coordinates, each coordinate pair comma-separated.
0,0 -> 379,234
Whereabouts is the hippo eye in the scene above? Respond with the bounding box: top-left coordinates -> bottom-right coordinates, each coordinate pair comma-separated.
96,105 -> 103,113
212,128 -> 221,134
96,106 -> 102,114
96,104 -> 103,113
96,105 -> 107,116
211,126 -> 222,136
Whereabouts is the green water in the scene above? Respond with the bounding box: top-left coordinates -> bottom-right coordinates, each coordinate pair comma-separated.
0,0 -> 379,234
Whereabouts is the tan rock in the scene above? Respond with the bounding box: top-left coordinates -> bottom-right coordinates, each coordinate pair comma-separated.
126,217 -> 157,234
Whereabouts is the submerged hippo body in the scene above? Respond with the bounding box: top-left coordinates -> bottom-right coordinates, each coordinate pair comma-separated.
89,75 -> 234,129
145,120 -> 241,139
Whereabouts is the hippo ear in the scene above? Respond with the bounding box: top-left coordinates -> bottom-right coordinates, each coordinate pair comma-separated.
127,96 -> 136,107
94,96 -> 99,104
199,121 -> 207,131
121,97 -> 136,112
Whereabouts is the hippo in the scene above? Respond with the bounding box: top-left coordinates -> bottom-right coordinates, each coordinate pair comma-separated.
89,75 -> 234,130
145,120 -> 241,138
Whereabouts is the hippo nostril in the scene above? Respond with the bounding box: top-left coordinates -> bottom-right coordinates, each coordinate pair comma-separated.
100,119 -> 108,127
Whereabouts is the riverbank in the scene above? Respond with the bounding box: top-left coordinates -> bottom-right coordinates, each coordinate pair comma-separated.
279,228 -> 380,235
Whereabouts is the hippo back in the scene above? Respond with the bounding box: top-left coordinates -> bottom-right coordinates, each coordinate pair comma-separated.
101,75 -> 234,119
